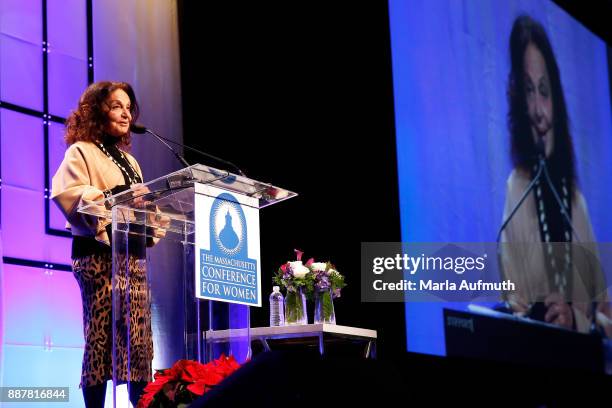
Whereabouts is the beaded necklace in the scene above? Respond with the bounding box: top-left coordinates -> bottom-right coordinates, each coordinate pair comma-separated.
97,141 -> 142,185
532,163 -> 572,296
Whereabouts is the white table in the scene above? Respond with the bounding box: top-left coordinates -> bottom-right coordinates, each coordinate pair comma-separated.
205,324 -> 377,359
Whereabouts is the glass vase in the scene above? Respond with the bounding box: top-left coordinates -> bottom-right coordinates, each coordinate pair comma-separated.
284,287 -> 307,325
314,288 -> 336,324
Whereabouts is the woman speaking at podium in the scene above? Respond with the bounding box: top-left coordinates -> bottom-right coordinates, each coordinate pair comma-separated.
51,81 -> 152,408
500,16 -> 611,336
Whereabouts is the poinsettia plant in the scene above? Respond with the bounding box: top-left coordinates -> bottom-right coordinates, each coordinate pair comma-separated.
137,355 -> 241,408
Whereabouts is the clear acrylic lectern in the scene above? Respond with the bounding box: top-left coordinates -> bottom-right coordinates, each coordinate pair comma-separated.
78,164 -> 296,407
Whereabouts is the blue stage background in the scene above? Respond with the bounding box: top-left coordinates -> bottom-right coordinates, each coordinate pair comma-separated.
389,0 -> 612,356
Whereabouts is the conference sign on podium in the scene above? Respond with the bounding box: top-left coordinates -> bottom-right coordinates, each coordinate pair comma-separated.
195,183 -> 262,307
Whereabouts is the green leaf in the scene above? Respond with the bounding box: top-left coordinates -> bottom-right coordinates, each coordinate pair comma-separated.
285,290 -> 305,323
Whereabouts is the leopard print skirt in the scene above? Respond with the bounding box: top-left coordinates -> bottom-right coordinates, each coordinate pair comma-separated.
72,253 -> 153,388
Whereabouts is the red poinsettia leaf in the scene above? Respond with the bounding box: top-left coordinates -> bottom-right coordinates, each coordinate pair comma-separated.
136,393 -> 153,408
213,356 -> 241,377
153,369 -> 168,381
181,361 -> 202,382
140,357 -> 241,408
143,377 -> 169,397
186,381 -> 207,396
180,370 -> 193,382
226,356 -> 241,371
206,371 -> 225,385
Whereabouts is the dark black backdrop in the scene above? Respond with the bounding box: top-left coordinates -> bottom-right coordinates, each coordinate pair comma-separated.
178,1 -> 404,358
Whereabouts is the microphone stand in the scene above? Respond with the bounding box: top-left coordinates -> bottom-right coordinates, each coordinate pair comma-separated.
495,157 -> 544,314
496,153 -> 584,323
142,128 -> 191,168
496,157 -> 544,243
134,126 -> 246,176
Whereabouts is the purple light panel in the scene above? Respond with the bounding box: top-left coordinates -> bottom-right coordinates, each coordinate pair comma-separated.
49,122 -> 70,231
1,0 -> 90,400
0,0 -> 42,43
47,0 -> 88,118
0,35 -> 43,111
47,0 -> 87,59
1,185 -> 71,263
0,109 -> 44,191
2,264 -> 82,346
48,53 -> 88,118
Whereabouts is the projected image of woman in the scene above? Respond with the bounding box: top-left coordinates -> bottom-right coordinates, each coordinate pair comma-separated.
500,15 -> 611,336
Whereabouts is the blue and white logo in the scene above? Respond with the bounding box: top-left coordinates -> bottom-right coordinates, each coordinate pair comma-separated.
199,192 -> 259,306
211,197 -> 246,257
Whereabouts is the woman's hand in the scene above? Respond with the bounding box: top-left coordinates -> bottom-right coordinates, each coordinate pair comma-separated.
149,211 -> 171,229
544,292 -> 574,330
506,293 -> 530,316
596,302 -> 612,337
130,183 -> 152,208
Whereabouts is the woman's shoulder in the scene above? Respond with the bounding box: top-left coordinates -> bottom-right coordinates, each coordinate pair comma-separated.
572,186 -> 589,215
505,168 -> 531,195
67,140 -> 98,154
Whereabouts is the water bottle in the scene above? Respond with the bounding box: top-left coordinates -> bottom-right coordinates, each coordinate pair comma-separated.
269,286 -> 285,326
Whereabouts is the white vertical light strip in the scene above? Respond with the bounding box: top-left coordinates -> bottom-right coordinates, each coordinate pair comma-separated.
92,0 -> 184,180
92,0 -> 186,393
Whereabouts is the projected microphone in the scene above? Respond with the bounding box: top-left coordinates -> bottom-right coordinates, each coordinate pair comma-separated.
496,156 -> 544,243
495,142 -> 546,315
535,137 -> 545,158
130,123 -> 246,176
496,137 -> 564,242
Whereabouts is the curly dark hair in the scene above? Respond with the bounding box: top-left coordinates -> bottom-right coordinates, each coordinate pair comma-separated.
65,81 -> 140,148
507,15 -> 576,196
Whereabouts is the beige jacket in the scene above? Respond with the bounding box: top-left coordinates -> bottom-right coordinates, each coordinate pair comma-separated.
500,168 -> 610,333
51,141 -> 143,245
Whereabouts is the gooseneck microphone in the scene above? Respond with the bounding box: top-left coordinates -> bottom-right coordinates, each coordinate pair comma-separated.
496,157 -> 544,243
496,139 -> 579,243
130,123 -> 190,168
495,145 -> 547,316
495,140 -> 583,320
130,123 -> 245,176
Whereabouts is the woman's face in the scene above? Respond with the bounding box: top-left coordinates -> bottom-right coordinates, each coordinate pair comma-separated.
105,89 -> 132,137
523,43 -> 554,157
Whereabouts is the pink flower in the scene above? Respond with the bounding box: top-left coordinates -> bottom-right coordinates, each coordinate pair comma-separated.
294,249 -> 304,261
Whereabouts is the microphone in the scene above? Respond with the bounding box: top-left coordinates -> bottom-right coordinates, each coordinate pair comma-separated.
497,137 -> 579,242
130,123 -> 246,176
535,137 -> 545,158
131,123 -> 190,168
496,160 -> 544,243
496,144 -> 545,308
